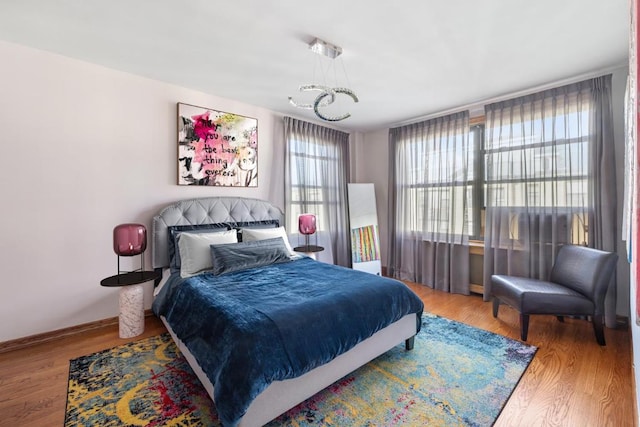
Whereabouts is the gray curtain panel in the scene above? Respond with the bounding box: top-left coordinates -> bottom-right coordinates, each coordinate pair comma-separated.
482,75 -> 618,328
388,111 -> 471,295
283,117 -> 351,267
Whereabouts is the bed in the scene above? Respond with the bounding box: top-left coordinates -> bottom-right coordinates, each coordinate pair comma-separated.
151,197 -> 424,427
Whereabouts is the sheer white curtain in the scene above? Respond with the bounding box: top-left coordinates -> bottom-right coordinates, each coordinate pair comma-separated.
388,111 -> 471,294
284,117 -> 351,267
482,75 -> 618,327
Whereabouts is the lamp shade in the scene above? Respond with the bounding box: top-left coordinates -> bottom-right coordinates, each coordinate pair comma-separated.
113,223 -> 147,256
298,214 -> 316,235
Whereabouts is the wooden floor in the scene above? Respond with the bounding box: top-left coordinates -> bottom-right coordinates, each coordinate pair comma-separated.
0,284 -> 634,427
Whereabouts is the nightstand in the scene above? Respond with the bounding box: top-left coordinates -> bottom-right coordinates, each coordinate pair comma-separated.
100,271 -> 160,338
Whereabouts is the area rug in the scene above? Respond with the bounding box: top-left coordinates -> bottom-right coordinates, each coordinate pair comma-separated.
64,314 -> 536,426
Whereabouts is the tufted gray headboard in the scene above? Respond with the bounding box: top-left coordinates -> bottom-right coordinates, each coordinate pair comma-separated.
152,197 -> 284,270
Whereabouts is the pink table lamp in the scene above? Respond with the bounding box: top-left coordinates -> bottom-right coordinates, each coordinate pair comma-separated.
113,223 -> 147,275
298,214 -> 316,248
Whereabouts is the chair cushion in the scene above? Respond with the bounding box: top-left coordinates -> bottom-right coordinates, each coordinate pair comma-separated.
492,275 -> 594,315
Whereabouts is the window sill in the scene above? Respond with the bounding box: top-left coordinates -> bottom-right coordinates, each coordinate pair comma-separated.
469,239 -> 484,255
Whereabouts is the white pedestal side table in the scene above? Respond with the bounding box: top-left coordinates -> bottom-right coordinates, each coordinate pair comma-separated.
100,271 -> 160,339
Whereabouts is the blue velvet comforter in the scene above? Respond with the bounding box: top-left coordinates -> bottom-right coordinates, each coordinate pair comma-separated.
152,257 -> 423,427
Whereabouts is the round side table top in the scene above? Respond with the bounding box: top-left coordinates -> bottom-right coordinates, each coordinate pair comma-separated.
100,271 -> 160,287
293,245 -> 324,253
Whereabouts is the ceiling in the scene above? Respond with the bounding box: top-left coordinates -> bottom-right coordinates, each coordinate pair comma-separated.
0,0 -> 629,132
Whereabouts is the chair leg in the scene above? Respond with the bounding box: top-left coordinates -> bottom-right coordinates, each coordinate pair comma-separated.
557,316 -> 565,323
492,297 -> 500,318
592,314 -> 606,346
520,314 -> 529,341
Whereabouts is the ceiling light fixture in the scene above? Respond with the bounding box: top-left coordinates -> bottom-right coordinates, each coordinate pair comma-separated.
309,38 -> 342,59
288,37 -> 358,122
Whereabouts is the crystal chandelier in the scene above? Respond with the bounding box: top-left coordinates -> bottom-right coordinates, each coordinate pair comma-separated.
288,38 -> 359,122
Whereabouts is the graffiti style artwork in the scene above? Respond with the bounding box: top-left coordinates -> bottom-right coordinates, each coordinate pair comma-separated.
178,103 -> 258,187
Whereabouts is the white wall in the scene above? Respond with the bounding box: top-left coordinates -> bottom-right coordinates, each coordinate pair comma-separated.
359,66 -> 631,318
0,40 -> 286,342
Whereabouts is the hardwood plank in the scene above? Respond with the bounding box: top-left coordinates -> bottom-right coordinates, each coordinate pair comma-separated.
0,287 -> 634,427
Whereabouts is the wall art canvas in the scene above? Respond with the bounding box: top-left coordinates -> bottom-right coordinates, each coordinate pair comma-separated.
178,103 -> 258,186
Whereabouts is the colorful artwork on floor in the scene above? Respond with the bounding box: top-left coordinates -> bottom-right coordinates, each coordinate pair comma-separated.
178,103 -> 258,187
351,225 -> 381,263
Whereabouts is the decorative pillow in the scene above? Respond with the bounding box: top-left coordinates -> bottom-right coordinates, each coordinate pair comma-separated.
240,226 -> 295,256
234,220 -> 280,231
233,219 -> 279,242
168,223 -> 230,272
210,238 -> 292,275
177,230 -> 238,278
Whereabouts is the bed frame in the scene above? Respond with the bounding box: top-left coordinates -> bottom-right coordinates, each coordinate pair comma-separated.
152,196 -> 419,427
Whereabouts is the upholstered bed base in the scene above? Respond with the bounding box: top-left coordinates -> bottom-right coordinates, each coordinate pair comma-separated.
152,197 -> 418,426
160,313 -> 417,427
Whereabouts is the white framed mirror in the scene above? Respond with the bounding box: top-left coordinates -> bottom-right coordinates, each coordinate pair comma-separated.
348,183 -> 381,275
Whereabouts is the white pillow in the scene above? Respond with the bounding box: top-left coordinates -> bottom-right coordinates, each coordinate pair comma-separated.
177,230 -> 238,278
241,226 -> 295,256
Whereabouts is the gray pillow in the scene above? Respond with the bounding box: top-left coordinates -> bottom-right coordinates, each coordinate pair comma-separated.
168,223 -> 230,272
240,226 -> 295,256
178,230 -> 239,278
210,238 -> 292,275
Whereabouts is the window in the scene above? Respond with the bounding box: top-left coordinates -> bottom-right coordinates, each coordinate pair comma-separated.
484,94 -> 591,245
283,116 -> 351,266
390,75 -> 614,297
484,108 -> 589,209
287,140 -> 342,233
388,111 -> 472,290
392,112 -> 471,241
394,94 -> 592,246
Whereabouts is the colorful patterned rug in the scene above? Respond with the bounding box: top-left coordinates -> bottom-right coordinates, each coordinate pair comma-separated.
65,314 -> 536,426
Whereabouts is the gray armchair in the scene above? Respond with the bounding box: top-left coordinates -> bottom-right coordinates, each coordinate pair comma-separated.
491,245 -> 618,345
